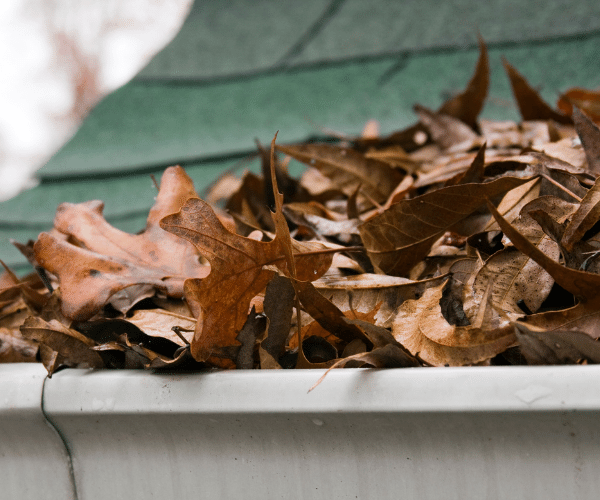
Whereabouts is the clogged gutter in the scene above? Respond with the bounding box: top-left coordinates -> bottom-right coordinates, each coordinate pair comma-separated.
2,39 -> 600,374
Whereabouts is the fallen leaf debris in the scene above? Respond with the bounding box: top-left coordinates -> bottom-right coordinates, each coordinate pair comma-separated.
3,40 -> 600,377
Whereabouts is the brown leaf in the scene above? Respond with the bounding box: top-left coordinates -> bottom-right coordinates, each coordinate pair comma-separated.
309,344 -> 421,391
446,143 -> 487,187
557,88 -> 600,124
34,166 -> 209,320
392,282 -> 515,366
294,280 -> 372,347
126,309 -> 195,346
20,316 -> 105,372
514,323 -> 600,364
561,174 -> 600,252
313,273 -> 447,328
275,143 -> 404,203
502,58 -> 572,124
236,308 -> 266,369
467,197 -> 577,317
571,107 -> 600,174
487,198 -> 600,300
359,176 -> 531,276
523,296 -> 600,339
161,171 -> 333,363
438,35 -> 489,129
261,276 -> 295,360
414,105 -> 482,152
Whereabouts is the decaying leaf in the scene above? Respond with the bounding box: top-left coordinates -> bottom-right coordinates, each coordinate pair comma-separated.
161,136 -> 337,363
466,196 -> 577,317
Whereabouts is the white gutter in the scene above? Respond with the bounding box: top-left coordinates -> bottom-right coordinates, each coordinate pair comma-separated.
0,364 -> 75,500
3,365 -> 600,499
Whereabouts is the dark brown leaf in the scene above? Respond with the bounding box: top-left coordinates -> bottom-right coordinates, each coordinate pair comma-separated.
438,35 -> 489,129
275,143 -> 404,203
571,107 -> 600,174
514,323 -> 600,364
359,176 -> 531,276
502,58 -> 572,124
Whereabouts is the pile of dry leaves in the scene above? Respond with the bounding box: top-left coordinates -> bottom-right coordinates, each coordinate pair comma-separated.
3,41 -> 600,377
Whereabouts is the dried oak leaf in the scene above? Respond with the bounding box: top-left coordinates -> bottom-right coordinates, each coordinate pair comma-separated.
160,198 -> 334,362
359,176 -> 530,276
514,323 -> 600,364
392,281 -> 515,366
502,58 -> 572,124
34,166 -> 209,321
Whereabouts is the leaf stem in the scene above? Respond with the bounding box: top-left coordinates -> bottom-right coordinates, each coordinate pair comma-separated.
541,174 -> 582,202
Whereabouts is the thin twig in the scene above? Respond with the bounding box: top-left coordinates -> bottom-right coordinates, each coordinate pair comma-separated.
541,174 -> 583,202
150,174 -> 160,191
171,326 -> 192,345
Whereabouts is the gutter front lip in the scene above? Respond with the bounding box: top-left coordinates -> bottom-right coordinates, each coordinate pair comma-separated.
41,365 -> 600,415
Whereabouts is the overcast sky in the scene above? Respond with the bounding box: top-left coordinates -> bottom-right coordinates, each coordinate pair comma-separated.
0,0 -> 192,200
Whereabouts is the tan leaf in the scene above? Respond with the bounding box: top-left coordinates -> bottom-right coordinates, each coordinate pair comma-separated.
126,309 -> 195,347
392,282 -> 515,366
487,199 -> 600,300
313,273 -> 447,328
34,166 -> 209,320
359,176 -> 530,276
468,197 -> 577,317
522,296 -> 600,339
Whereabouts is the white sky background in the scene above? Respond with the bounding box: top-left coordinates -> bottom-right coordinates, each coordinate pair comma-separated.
0,0 -> 193,200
